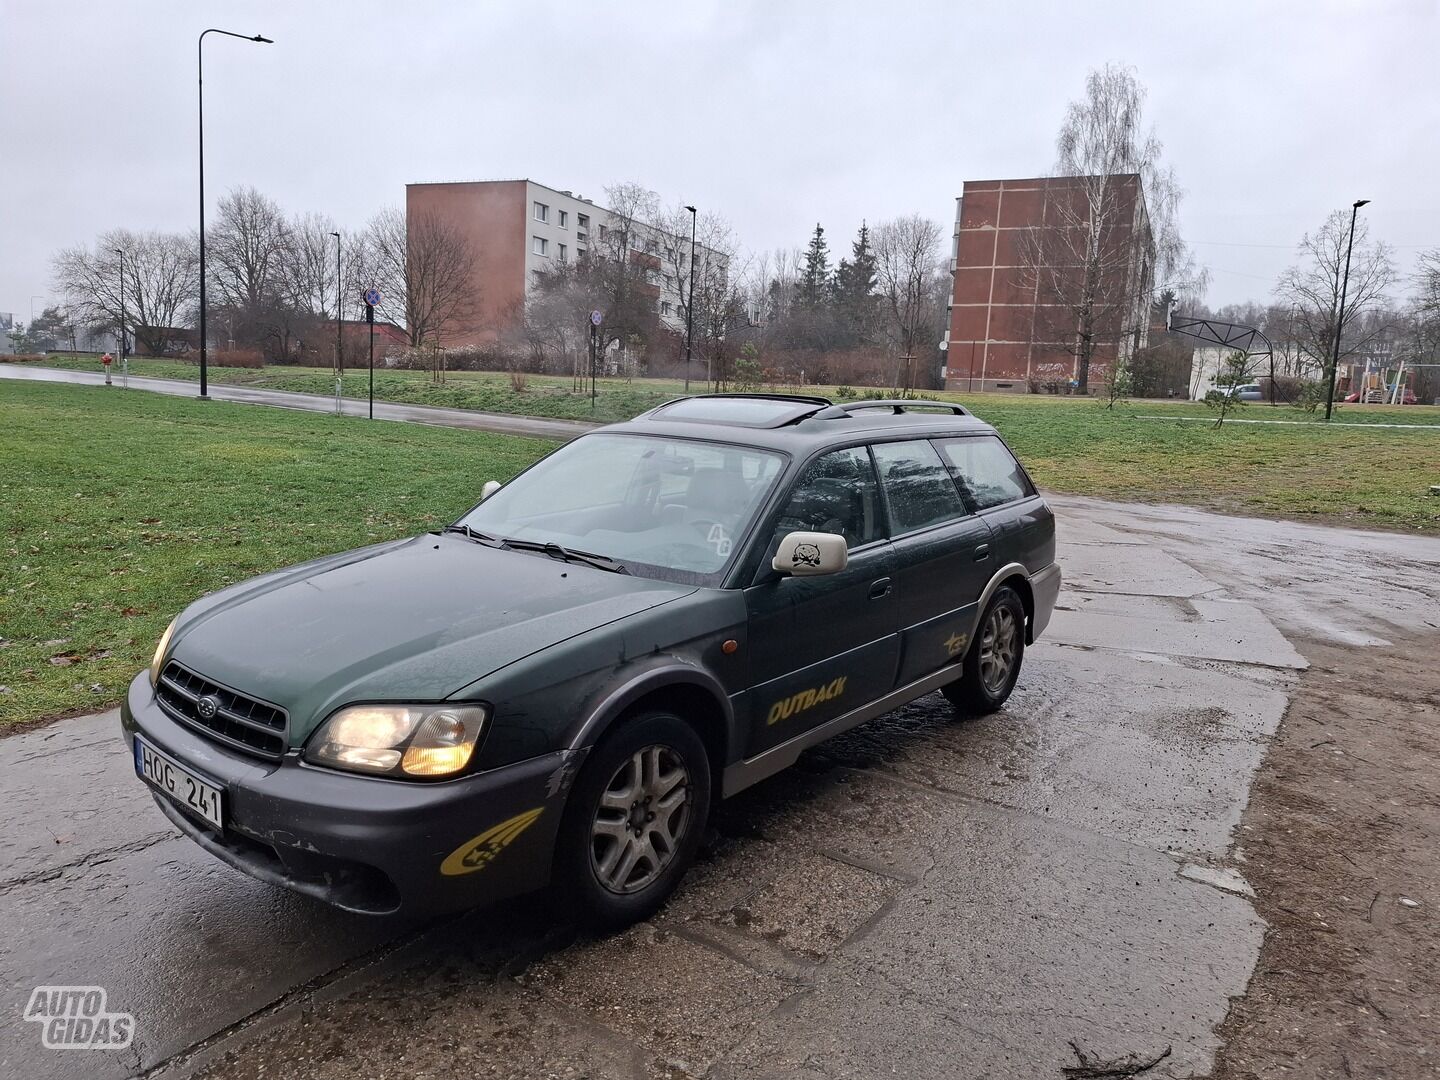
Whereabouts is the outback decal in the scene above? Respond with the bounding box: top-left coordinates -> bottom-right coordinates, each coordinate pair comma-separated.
766,676 -> 847,726
792,542 -> 822,568
944,631 -> 969,657
440,808 -> 544,876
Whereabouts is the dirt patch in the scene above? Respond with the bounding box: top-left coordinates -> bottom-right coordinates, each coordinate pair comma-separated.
1210,633 -> 1440,1079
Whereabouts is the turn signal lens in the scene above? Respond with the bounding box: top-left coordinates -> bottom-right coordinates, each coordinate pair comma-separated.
149,619 -> 177,685
306,704 -> 487,779
401,711 -> 480,777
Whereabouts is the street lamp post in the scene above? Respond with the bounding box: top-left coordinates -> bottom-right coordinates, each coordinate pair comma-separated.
112,248 -> 125,364
683,204 -> 697,393
198,27 -> 272,400
331,231 -> 342,374
1324,198 -> 1370,421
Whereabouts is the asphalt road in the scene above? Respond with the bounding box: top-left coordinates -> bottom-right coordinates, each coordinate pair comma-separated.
7,501 -> 1436,1078
0,364 -> 593,441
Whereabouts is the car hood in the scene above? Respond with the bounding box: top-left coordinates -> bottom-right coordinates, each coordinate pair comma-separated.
166,533 -> 696,744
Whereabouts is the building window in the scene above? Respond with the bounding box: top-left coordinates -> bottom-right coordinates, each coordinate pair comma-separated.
660,301 -> 671,315
533,201 -> 548,223
558,209 -> 568,228
532,236 -> 548,256
577,213 -> 589,229
558,243 -> 567,262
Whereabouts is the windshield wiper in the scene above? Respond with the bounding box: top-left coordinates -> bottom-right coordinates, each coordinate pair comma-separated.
500,538 -> 629,575
440,524 -> 507,548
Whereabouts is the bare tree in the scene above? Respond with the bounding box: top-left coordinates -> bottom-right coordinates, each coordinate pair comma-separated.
206,186 -> 298,355
874,215 -> 945,391
361,206 -> 479,347
52,229 -> 198,356
656,205 -> 745,387
1017,64 -> 1198,393
1274,211 -> 1395,391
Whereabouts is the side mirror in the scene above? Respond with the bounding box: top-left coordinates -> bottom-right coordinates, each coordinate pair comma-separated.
772,531 -> 847,577
480,480 -> 502,501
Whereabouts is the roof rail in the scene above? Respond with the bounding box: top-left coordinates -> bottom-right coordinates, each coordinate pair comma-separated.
690,392 -> 835,406
839,399 -> 969,416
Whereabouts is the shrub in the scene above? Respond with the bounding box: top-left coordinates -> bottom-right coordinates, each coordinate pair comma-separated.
211,348 -> 264,368
509,368 -> 528,393
733,356 -> 763,392
834,385 -> 857,400
1295,381 -> 1330,414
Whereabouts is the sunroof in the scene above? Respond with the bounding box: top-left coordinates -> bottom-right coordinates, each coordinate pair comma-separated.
653,397 -> 822,427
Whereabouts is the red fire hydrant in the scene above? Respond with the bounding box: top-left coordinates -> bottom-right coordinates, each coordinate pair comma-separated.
101,352 -> 114,386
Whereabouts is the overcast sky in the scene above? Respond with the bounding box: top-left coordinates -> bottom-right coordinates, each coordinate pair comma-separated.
2,0 -> 1437,322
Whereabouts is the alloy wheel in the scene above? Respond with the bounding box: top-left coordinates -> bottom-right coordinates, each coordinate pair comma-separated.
590,744 -> 691,895
979,604 -> 1019,694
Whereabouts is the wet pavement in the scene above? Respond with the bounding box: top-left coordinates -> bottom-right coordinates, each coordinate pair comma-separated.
0,364 -> 592,441
2,499 -> 1438,1079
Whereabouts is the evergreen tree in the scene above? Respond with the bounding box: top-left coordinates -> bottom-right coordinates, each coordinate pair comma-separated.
833,221 -> 878,338
798,223 -> 831,309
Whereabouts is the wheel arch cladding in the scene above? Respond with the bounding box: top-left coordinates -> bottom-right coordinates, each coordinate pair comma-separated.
1000,574 -> 1036,643
569,666 -> 732,778
598,683 -> 729,800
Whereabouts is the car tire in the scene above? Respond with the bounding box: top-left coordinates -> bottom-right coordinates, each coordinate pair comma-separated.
553,710 -> 711,929
941,586 -> 1026,714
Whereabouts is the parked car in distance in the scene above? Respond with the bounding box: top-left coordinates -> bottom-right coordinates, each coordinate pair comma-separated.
121,394 -> 1060,927
1220,383 -> 1264,401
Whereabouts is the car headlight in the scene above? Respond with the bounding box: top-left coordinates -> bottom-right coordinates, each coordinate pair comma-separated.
149,618 -> 177,685
304,704 -> 488,779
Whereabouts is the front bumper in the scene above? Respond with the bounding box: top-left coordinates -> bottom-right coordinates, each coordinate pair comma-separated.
120,670 -> 581,917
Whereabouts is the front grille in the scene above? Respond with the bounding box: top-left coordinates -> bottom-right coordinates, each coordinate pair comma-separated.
156,662 -> 288,759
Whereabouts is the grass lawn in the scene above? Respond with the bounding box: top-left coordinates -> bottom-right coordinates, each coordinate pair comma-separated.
0,380 -> 555,729
20,356 -> 1440,532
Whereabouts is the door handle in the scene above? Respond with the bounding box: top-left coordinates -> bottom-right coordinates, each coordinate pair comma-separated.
973,544 -> 991,562
868,577 -> 892,600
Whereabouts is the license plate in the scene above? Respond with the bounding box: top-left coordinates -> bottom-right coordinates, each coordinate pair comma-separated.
134,737 -> 224,830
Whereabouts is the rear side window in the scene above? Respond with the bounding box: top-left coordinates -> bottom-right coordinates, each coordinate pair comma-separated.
936,436 -> 1034,511
773,447 -> 883,548
869,440 -> 967,535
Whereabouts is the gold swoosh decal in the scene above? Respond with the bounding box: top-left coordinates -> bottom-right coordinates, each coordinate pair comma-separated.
440,807 -> 545,877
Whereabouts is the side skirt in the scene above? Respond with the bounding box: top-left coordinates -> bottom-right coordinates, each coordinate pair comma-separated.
720,663 -> 964,798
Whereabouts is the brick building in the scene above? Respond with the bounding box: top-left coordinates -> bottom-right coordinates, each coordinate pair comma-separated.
406,179 -> 711,347
943,175 -> 1153,393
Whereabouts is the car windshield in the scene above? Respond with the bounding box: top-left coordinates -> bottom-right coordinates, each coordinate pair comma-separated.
458,433 -> 786,583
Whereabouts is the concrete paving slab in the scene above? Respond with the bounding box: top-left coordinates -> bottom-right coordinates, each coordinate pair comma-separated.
0,710 -> 168,886
714,849 -> 896,962
714,792 -> 1263,1080
1059,541 -> 1222,597
796,644 -> 1293,856
523,924 -> 791,1075
1047,592 -> 1307,668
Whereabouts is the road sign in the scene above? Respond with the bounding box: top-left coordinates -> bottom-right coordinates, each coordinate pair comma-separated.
590,310 -> 603,326
364,288 -> 381,307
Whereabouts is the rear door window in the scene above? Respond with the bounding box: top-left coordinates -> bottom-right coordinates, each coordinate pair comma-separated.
935,435 -> 1034,511
869,440 -> 968,535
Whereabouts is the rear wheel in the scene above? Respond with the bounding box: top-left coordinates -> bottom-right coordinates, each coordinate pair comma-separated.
942,586 -> 1025,714
554,711 -> 711,928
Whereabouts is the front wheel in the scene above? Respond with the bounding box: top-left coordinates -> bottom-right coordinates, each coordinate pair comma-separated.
554,711 -> 711,928
942,586 -> 1026,714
